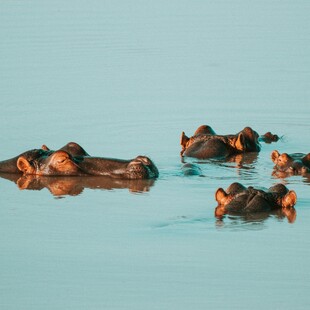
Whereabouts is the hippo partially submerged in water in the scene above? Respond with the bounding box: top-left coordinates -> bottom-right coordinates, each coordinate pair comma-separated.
180,125 -> 279,160
214,182 -> 297,218
0,142 -> 159,179
271,150 -> 310,176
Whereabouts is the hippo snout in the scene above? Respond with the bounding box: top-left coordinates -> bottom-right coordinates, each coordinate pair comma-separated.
127,156 -> 159,179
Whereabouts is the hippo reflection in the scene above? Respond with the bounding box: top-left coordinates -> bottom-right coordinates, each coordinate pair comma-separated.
214,182 -> 297,223
0,142 -> 159,179
215,208 -> 296,226
0,173 -> 155,195
180,125 -> 279,159
271,150 -> 310,176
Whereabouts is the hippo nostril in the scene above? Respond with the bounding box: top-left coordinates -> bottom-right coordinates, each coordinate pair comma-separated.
127,157 -> 158,179
134,156 -> 151,165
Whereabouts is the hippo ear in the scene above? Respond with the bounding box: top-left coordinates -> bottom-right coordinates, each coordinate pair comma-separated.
302,153 -> 310,165
180,132 -> 189,147
215,188 -> 227,204
271,150 -> 280,163
17,156 -> 36,175
41,144 -> 50,151
235,133 -> 245,151
282,190 -> 297,208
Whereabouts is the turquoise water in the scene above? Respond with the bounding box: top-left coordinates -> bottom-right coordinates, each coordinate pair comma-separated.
1,1 -> 310,309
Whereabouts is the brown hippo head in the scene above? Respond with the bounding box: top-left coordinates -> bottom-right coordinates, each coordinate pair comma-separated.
271,150 -> 310,175
215,182 -> 297,217
16,150 -> 159,179
259,132 -> 279,143
181,125 -> 261,159
17,150 -> 82,176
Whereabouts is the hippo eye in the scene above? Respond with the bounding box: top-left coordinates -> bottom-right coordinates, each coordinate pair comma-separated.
56,156 -> 68,164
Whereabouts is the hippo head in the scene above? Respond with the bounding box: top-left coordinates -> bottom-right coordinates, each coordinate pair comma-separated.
215,182 -> 297,217
271,151 -> 292,170
16,151 -> 159,179
260,132 -> 280,143
234,127 -> 261,153
17,150 -> 82,176
271,150 -> 310,175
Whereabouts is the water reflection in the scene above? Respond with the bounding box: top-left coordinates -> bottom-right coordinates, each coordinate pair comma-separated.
181,152 -> 259,179
0,173 -> 155,196
215,207 -> 297,227
153,206 -> 296,233
272,170 -> 310,185
213,152 -> 259,169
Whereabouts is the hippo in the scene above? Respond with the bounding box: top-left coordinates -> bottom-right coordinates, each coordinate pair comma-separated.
214,182 -> 297,218
181,163 -> 203,176
181,125 -> 280,159
271,150 -> 310,175
0,143 -> 159,179
259,132 -> 280,144
181,125 -> 261,159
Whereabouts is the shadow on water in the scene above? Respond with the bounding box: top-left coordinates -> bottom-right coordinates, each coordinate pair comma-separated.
0,173 -> 156,196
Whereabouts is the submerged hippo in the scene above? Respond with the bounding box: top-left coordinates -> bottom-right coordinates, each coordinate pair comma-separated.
181,125 -> 261,159
0,142 -> 159,179
259,132 -> 279,143
214,182 -> 297,218
271,150 -> 310,175
181,125 -> 280,159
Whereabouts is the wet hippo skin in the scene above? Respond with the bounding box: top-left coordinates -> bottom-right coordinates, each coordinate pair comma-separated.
0,142 -> 88,174
0,142 -> 159,180
180,125 -> 279,159
214,182 -> 297,218
271,150 -> 310,175
0,149 -> 52,174
181,125 -> 261,159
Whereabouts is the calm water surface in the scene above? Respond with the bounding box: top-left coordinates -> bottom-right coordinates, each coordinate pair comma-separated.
1,1 -> 310,309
